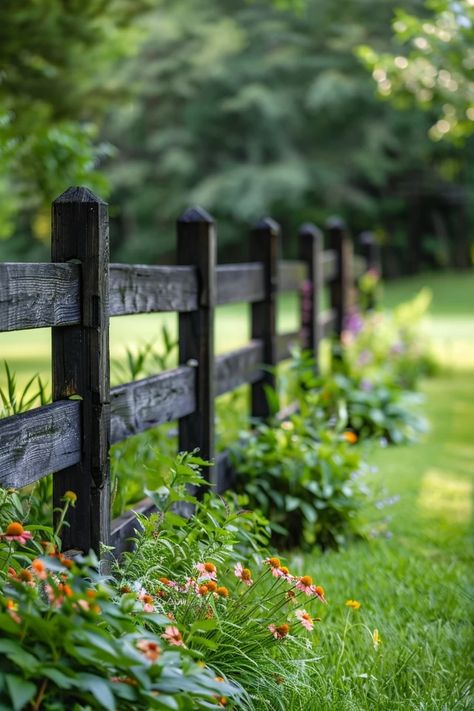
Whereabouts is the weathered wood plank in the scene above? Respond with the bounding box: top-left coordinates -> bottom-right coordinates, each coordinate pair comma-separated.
216,263 -> 265,305
322,250 -> 337,282
110,264 -> 198,316
110,365 -> 196,444
177,208 -> 216,484
278,260 -> 306,292
110,496 -> 157,555
277,330 -> 301,362
215,450 -> 235,494
0,401 -> 81,489
327,218 -> 354,336
215,340 -> 264,397
251,219 -> 280,419
0,263 -> 80,332
299,224 -> 323,358
52,186 -> 111,554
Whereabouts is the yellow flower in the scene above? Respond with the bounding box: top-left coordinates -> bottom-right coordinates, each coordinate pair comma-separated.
345,599 -> 361,610
63,490 -> 77,504
372,628 -> 382,649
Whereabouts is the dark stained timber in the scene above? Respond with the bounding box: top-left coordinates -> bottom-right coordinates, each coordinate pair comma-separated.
0,263 -> 80,332
110,264 -> 198,315
110,366 -> 196,444
216,263 -> 265,305
215,340 -> 264,396
278,260 -> 307,292
0,401 -> 81,489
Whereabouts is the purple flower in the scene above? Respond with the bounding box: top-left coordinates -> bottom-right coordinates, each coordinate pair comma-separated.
344,310 -> 364,336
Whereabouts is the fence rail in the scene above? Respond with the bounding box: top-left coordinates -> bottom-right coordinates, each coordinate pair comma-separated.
0,186 -> 380,555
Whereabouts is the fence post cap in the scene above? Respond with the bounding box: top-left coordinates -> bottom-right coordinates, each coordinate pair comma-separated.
326,215 -> 347,232
298,222 -> 323,239
53,186 -> 107,205
178,206 -> 214,224
253,217 -> 280,235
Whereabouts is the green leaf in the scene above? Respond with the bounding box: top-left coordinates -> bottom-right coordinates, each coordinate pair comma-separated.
5,675 -> 37,711
77,673 -> 116,711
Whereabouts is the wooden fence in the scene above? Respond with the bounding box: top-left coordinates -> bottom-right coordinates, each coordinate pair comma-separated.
0,186 -> 378,555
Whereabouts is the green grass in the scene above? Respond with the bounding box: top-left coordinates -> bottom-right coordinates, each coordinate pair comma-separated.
288,347 -> 474,707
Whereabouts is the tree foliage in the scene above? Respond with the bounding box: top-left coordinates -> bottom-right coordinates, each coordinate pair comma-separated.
358,0 -> 474,142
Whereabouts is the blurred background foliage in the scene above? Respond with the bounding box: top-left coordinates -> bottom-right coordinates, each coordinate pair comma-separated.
0,0 -> 472,273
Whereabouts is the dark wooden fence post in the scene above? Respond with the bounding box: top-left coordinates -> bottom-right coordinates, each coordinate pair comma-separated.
327,216 -> 353,337
52,187 -> 110,554
177,207 -> 216,479
298,223 -> 323,361
250,218 -> 280,418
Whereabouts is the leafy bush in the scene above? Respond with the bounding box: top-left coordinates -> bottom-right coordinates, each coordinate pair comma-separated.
231,414 -> 368,551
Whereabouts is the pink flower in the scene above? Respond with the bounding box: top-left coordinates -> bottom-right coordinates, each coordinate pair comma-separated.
138,591 -> 155,613
268,623 -> 290,639
295,575 -> 314,595
274,565 -> 293,582
161,626 -> 185,647
234,562 -> 253,586
1,522 -> 33,545
295,609 -> 314,631
195,562 -> 217,580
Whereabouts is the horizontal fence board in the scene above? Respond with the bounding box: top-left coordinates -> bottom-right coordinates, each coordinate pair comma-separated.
278,260 -> 306,292
277,330 -> 301,362
110,365 -> 196,444
319,309 -> 336,337
0,401 -> 81,488
216,263 -> 265,305
110,264 -> 198,316
322,250 -> 337,282
215,340 -> 264,397
110,496 -> 156,555
0,263 -> 80,332
353,255 -> 367,279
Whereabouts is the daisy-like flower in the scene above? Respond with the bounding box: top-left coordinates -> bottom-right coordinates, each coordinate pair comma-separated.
161,625 -> 185,648
158,576 -> 178,588
268,623 -> 290,640
1,522 -> 33,545
136,639 -> 161,662
295,609 -> 314,631
275,565 -> 293,581
195,562 -> 217,580
62,490 -> 77,504
216,586 -> 229,598
234,562 -> 253,586
138,591 -> 155,613
31,559 -> 47,580
345,599 -> 361,610
197,584 -> 209,596
295,575 -> 314,595
372,628 -> 382,649
265,557 -> 284,578
206,580 -> 218,593
313,585 -> 326,603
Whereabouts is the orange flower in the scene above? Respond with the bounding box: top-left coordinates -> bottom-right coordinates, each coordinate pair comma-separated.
197,584 -> 209,596
214,676 -> 225,683
206,581 -> 218,592
196,562 -> 217,580
295,609 -> 314,631
265,557 -> 281,569
234,562 -> 253,586
268,623 -> 290,639
6,599 -> 21,624
138,591 -> 154,613
63,490 -> 77,504
343,431 -> 358,444
216,586 -> 229,598
161,625 -> 185,647
136,639 -> 161,662
296,575 -> 313,594
2,522 -> 32,545
31,559 -> 47,580
314,585 -> 326,603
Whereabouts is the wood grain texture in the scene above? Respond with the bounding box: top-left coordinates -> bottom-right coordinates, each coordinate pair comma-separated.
278,260 -> 307,292
0,401 -> 81,488
52,186 -> 111,554
0,263 -> 80,332
215,340 -> 264,397
110,366 -> 196,444
250,218 -> 280,419
110,264 -> 198,315
216,263 -> 265,305
177,207 -> 216,483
